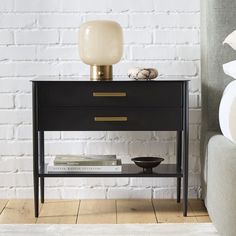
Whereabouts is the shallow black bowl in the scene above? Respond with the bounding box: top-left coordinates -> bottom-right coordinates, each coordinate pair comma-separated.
131,157 -> 164,173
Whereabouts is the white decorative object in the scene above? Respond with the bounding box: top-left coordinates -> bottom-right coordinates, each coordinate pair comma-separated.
128,67 -> 158,80
219,80 -> 236,144
223,60 -> 236,79
79,20 -> 123,80
223,30 -> 236,50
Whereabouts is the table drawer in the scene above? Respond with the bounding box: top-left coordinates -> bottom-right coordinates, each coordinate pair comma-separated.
38,108 -> 183,131
38,81 -> 183,108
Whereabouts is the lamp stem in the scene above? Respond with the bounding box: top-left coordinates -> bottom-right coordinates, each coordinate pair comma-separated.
90,65 -> 112,81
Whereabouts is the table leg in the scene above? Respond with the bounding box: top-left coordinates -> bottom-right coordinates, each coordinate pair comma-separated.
176,131 -> 182,203
39,131 -> 45,204
33,83 -> 39,217
183,82 -> 189,217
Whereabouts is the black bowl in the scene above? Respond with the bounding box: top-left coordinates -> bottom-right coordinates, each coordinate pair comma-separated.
131,157 -> 164,173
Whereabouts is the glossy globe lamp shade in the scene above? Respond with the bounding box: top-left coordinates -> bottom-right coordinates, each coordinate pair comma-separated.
79,20 -> 123,80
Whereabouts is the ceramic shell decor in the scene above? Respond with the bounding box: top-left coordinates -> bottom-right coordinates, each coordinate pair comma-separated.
128,67 -> 158,80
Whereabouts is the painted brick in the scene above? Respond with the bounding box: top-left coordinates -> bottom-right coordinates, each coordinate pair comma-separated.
107,131 -> 153,141
154,30 -> 199,44
0,126 -> 14,140
85,141 -> 129,156
58,62 -> 87,76
0,14 -> 37,28
0,141 -> 32,155
60,30 -> 78,44
0,94 -> 14,108
15,94 -> 31,108
154,0 -> 200,12
158,62 -> 197,76
107,188 -> 152,199
83,14 -> 129,28
64,188 -> 106,199
0,46 -> 36,60
153,187 -> 200,199
0,156 -> 16,171
16,125 -> 60,140
0,62 -> 59,76
189,109 -> 201,124
189,77 -> 201,92
124,30 -> 152,44
37,46 -> 78,60
107,0 -> 154,12
128,141 -> 175,156
16,157 -> 33,171
130,13 -> 200,28
38,14 -> 82,28
0,78 -> 31,93
15,172 -> 33,187
15,0 -> 61,12
15,30 -> 59,45
61,131 -> 106,140
0,173 -> 16,187
63,178 -> 116,187
45,141 -> 86,155
0,0 -> 14,12
189,93 -> 199,108
0,188 -> 16,198
177,45 -> 200,60
132,46 -> 176,60
0,110 -> 31,124
15,188 -> 33,198
0,31 -> 14,44
62,0 -> 109,12
154,131 -> 176,141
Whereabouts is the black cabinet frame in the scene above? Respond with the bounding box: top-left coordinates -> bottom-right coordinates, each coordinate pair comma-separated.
32,80 -> 189,217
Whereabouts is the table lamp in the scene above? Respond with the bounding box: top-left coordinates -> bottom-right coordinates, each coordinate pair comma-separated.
79,20 -> 123,81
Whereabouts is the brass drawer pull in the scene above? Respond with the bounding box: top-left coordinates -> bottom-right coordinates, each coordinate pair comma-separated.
93,92 -> 126,97
94,116 -> 128,122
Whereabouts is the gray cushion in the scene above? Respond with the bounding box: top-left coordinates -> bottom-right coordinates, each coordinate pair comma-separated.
206,134 -> 236,236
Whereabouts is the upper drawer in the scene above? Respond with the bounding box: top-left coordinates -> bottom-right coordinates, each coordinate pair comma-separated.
37,81 -> 183,108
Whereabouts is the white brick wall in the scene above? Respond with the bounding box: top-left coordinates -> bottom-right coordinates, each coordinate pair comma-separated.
0,0 -> 201,199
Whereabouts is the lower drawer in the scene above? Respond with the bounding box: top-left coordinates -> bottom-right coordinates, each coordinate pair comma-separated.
38,108 -> 183,131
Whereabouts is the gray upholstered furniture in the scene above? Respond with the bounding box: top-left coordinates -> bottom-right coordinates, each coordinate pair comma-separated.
205,134 -> 236,236
201,0 -> 236,235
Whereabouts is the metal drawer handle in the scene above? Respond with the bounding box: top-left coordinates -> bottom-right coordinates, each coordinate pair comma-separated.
94,116 -> 128,122
93,92 -> 126,97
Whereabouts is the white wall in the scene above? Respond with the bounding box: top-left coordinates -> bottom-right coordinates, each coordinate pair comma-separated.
0,0 -> 201,199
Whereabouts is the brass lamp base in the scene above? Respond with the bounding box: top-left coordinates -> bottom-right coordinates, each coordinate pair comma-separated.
90,65 -> 112,81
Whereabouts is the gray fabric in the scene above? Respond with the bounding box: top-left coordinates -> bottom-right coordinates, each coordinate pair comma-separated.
202,132 -> 219,204
206,134 -> 236,236
201,0 -> 236,132
200,2 -> 236,234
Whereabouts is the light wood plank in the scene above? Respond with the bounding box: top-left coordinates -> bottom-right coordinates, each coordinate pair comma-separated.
117,199 -> 157,224
0,200 -> 36,224
37,216 -> 76,224
77,200 -> 116,224
153,199 -> 197,223
37,200 -> 79,224
189,199 -> 211,223
0,200 -> 8,215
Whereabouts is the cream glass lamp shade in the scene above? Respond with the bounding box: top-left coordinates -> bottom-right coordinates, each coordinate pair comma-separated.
79,20 -> 123,80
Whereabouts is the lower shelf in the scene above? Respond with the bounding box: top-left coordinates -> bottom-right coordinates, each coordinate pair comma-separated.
39,164 -> 182,178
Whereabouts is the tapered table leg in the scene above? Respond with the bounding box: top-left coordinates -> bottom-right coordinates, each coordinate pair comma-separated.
32,83 -> 39,218
177,131 -> 182,203
39,131 -> 45,204
183,82 -> 189,217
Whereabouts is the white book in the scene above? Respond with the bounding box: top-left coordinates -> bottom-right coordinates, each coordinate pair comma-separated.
47,159 -> 122,173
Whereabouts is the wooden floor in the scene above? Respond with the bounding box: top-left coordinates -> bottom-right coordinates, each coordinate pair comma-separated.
0,199 -> 211,224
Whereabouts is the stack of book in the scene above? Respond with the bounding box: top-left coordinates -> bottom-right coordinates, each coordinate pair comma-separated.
47,155 -> 122,173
